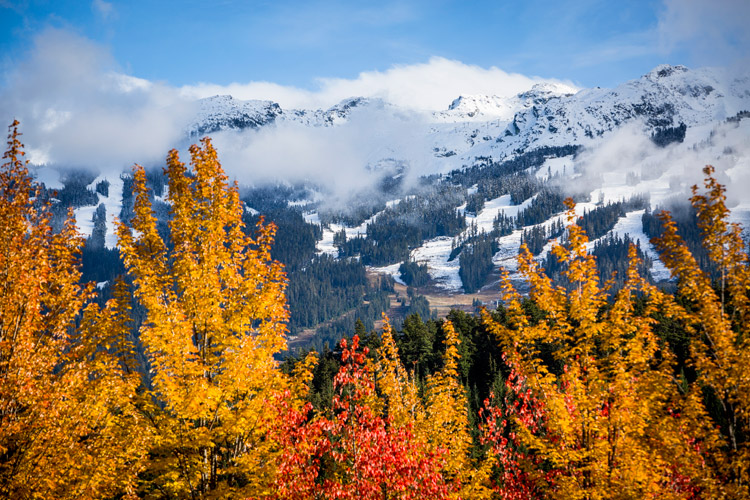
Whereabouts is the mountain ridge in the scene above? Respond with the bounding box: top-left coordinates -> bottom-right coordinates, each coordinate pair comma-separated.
31,64 -> 750,303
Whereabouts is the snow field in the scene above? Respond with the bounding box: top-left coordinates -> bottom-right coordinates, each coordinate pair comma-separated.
73,174 -> 125,248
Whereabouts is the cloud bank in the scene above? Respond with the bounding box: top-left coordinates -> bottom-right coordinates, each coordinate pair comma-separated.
0,29 -> 192,170
0,28 -> 571,189
180,57 -> 576,111
571,120 -> 750,209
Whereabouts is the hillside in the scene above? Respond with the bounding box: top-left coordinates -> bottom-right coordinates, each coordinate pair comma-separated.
29,64 -> 750,346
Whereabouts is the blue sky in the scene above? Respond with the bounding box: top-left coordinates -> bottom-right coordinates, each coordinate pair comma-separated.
2,0 -> 747,91
0,0 -> 748,173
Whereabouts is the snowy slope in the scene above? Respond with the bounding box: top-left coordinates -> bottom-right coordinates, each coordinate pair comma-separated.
423,65 -> 750,173
179,65 -> 750,180
72,174 -> 124,247
40,64 -> 750,287
186,95 -> 282,137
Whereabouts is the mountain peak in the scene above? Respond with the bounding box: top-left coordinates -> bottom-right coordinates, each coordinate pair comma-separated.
187,95 -> 282,137
525,82 -> 579,97
645,64 -> 690,81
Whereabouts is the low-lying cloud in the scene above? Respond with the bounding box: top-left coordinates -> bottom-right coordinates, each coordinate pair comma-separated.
208,104 -> 433,201
1,29 -> 192,171
180,57 -> 576,112
570,120 -> 750,208
0,28 -> 572,191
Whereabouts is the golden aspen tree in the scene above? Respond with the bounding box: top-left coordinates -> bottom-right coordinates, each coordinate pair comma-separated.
0,121 -> 147,499
652,165 -> 750,498
375,315 -> 426,430
481,200 -> 698,499
423,320 -> 474,496
117,138 -> 290,498
375,315 -> 494,498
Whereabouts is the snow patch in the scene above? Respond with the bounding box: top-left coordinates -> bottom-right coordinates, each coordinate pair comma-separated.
369,263 -> 406,286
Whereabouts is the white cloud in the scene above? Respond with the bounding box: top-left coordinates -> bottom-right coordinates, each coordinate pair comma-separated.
92,0 -> 116,21
657,0 -> 750,65
208,104 -> 433,202
570,119 -> 750,207
0,29 -> 192,171
180,57 -> 578,111
1,29 -> 576,184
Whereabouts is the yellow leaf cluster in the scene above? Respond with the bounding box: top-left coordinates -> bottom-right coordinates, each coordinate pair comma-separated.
116,138 -> 296,498
482,199 -> 706,499
651,166 -> 750,498
0,121 -> 148,499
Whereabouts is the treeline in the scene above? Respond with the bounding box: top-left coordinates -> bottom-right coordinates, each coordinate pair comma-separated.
398,259 -> 430,287
642,201 -> 716,280
458,225 -> 499,293
337,185 -> 466,266
285,255 -> 368,332
449,211 -> 513,263
446,145 -> 580,188
515,186 -> 565,227
651,122 -> 687,147
520,218 -> 565,255
576,193 -> 649,240
305,287 -> 393,352
451,213 -> 515,293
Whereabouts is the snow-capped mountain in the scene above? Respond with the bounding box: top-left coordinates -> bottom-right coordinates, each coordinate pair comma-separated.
47,64 -> 750,295
285,97 -> 391,127
424,64 -> 750,171
186,95 -> 282,137
434,82 -> 578,123
183,64 -> 749,173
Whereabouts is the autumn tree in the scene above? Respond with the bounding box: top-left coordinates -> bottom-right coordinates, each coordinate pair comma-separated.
376,315 -> 497,498
478,355 -> 555,499
117,138 -> 291,498
651,165 -> 750,498
0,121 -> 147,498
421,320 -> 476,495
275,335 -> 451,499
481,199 -> 701,499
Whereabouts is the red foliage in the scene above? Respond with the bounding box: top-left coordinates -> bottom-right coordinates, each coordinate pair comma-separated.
478,355 -> 557,499
275,336 -> 452,499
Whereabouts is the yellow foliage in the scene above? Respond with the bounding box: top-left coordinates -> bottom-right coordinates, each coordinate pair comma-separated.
482,199 -> 702,499
375,315 -> 426,430
0,121 -> 147,498
117,138 -> 291,498
375,315 -> 493,498
651,165 -> 750,498
423,321 -> 473,494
